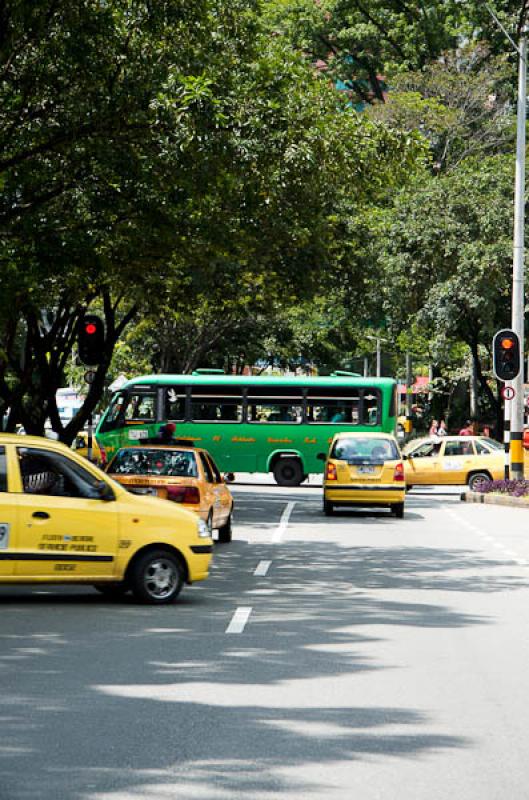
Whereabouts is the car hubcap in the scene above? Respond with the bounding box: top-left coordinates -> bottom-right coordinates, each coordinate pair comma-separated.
144,559 -> 178,599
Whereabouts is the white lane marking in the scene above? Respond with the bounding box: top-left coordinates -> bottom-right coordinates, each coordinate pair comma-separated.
254,560 -> 272,577
444,505 -> 526,564
272,501 -> 296,543
226,607 -> 252,634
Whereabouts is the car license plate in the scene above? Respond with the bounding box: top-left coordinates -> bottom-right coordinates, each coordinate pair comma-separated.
357,466 -> 375,475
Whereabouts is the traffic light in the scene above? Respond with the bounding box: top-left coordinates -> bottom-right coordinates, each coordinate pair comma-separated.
493,329 -> 520,381
78,315 -> 105,366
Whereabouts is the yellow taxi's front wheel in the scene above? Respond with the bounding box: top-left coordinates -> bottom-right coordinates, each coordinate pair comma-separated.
130,549 -> 185,604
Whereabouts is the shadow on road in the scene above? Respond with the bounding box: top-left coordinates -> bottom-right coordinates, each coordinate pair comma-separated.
1,515 -> 524,798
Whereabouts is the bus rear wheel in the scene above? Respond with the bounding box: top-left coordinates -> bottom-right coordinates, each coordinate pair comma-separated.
273,458 -> 303,487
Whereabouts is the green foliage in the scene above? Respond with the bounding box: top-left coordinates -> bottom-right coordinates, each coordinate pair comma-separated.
0,0 -> 425,438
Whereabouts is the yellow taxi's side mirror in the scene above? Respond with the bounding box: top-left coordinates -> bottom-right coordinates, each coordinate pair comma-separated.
95,481 -> 115,502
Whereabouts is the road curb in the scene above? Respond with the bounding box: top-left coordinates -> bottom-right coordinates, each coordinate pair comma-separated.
461,491 -> 529,508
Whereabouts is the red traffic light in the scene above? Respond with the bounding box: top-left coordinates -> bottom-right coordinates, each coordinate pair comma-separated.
78,314 -> 105,366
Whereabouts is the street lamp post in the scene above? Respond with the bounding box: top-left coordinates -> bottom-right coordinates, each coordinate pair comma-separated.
365,335 -> 387,378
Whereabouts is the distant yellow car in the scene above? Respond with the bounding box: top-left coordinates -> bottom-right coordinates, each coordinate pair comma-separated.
319,432 -> 406,518
106,445 -> 234,542
0,434 -> 212,603
72,431 -> 104,465
403,435 -> 504,491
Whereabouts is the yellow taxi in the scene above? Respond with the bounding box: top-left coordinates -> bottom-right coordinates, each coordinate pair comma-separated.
403,435 -> 504,491
0,433 -> 212,603
319,432 -> 406,518
106,445 -> 234,543
72,431 -> 104,465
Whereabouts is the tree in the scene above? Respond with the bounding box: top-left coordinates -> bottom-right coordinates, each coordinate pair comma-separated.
378,154 -> 515,431
0,0 -> 425,440
367,45 -> 515,173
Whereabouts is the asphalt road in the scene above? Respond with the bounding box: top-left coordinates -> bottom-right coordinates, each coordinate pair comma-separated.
2,482 -> 529,799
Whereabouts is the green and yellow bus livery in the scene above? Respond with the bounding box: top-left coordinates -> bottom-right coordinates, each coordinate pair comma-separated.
96,374 -> 398,486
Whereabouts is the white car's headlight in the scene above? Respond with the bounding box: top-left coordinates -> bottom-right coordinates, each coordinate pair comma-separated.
198,519 -> 210,539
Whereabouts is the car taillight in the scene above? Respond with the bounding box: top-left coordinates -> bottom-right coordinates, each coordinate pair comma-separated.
166,486 -> 200,504
99,446 -> 107,466
393,462 -> 405,482
326,462 -> 338,481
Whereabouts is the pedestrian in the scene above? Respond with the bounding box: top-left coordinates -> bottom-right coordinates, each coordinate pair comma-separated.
429,419 -> 438,436
156,422 -> 177,444
459,420 -> 473,436
437,420 -> 447,436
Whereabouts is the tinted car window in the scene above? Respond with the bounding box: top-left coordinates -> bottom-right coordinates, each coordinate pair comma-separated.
475,440 -> 494,455
332,438 -> 399,464
109,449 -> 197,477
444,441 -> 474,457
17,448 -> 106,499
409,442 -> 440,458
199,452 -> 214,483
206,454 -> 222,483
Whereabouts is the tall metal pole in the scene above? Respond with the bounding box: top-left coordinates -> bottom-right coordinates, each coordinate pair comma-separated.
510,27 -> 527,479
405,352 -> 413,436
376,338 -> 381,377
363,356 -> 369,378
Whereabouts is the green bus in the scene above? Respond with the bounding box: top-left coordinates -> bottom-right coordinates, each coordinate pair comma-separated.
95,373 -> 398,486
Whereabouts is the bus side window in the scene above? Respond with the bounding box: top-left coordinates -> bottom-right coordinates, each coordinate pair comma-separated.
307,397 -> 359,424
124,394 -> 156,422
165,389 -> 186,421
362,391 -> 380,425
191,399 -> 243,422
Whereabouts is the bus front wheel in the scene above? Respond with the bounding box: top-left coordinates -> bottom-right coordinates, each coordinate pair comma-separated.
273,458 -> 303,487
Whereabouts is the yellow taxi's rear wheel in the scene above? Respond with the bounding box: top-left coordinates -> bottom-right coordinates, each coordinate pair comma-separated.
323,498 -> 334,516
393,502 -> 405,519
130,549 -> 184,604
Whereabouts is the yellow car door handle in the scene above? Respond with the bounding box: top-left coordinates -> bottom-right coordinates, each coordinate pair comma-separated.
32,511 -> 50,520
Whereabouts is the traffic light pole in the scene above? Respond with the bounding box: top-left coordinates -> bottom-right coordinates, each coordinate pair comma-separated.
510,26 -> 527,479
87,412 -> 93,462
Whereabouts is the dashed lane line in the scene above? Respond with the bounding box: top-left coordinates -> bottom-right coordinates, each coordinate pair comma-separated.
254,560 -> 272,577
225,607 -> 252,634
271,501 -> 296,544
